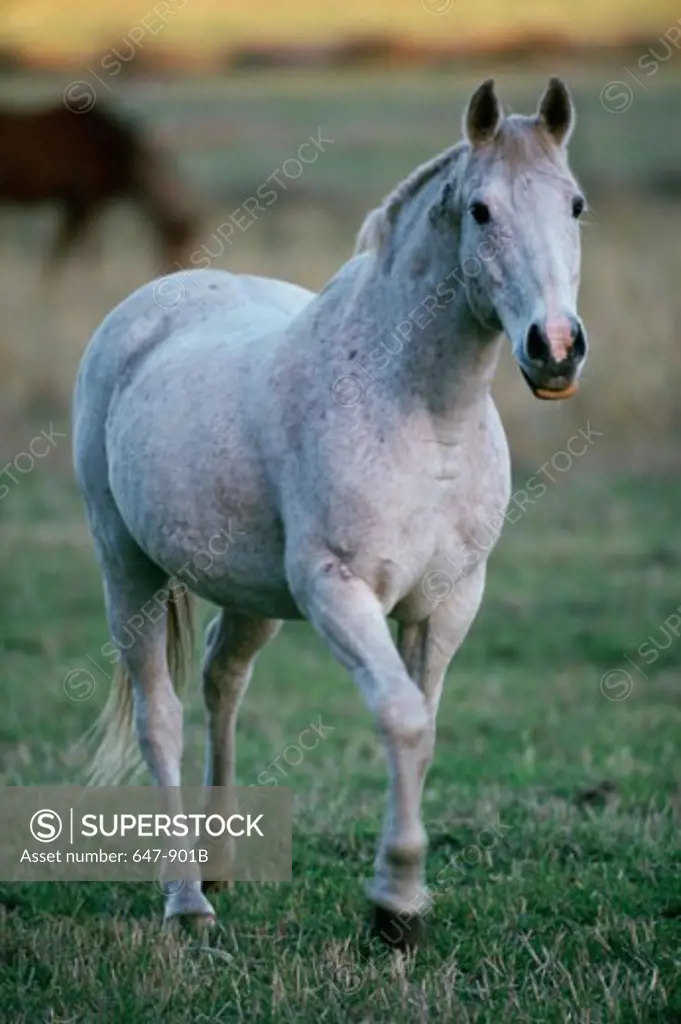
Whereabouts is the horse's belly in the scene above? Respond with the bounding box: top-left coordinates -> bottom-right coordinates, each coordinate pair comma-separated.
107,419 -> 299,617
172,527 -> 302,619
185,570 -> 303,620
122,492 -> 300,618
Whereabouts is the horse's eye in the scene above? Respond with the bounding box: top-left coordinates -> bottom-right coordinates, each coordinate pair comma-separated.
470,201 -> 491,225
572,195 -> 585,219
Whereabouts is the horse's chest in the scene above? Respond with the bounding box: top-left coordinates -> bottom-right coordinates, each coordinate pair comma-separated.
352,446 -> 509,611
417,415 -> 511,585
437,475 -> 508,574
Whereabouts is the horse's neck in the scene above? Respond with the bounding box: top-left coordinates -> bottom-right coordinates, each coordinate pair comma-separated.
336,188 -> 503,428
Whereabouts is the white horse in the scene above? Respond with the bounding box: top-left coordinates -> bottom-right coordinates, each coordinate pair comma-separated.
73,78 -> 588,947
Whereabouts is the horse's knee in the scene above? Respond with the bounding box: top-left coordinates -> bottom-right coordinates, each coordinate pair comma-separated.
376,687 -> 429,748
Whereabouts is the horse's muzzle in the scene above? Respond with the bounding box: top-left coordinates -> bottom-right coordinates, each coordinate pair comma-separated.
519,367 -> 580,401
519,315 -> 587,400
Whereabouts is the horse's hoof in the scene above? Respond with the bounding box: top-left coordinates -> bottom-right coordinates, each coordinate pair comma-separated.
371,905 -> 425,951
163,883 -> 216,927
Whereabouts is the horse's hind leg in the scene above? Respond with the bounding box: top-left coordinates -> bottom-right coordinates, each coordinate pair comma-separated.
44,196 -> 97,275
94,547 -> 216,923
200,611 -> 281,891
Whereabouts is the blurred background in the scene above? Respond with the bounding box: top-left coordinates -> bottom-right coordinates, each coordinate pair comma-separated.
2,7 -> 681,1018
0,0 -> 680,464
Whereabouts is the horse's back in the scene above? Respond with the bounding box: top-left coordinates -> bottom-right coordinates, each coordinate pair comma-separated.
75,268 -> 314,448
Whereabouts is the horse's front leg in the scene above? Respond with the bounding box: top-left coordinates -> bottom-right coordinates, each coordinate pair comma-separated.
287,551 -> 433,947
372,565 -> 488,945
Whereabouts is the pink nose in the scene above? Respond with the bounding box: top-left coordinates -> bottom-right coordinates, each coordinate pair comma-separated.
545,317 -> 574,362
525,316 -> 587,368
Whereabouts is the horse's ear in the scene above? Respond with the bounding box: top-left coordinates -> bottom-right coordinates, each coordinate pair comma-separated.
537,77 -> 574,146
463,79 -> 502,148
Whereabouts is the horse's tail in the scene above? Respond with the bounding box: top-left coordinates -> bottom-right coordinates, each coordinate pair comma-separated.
129,131 -> 200,272
86,586 -> 195,786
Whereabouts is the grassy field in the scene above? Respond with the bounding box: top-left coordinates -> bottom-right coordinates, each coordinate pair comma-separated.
0,65 -> 680,1021
1,467 -> 680,1022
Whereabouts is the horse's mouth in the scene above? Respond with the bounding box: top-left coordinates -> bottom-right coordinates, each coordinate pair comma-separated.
520,368 -> 580,401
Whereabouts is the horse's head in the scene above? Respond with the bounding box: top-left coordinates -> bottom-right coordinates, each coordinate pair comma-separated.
458,78 -> 587,400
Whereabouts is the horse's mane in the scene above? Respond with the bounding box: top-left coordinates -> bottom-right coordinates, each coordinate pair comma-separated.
355,141 -> 466,257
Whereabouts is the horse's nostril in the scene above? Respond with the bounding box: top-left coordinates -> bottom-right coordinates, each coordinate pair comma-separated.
572,324 -> 587,360
525,323 -> 549,363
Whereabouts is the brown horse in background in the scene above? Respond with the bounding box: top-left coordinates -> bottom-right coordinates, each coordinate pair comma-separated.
0,101 -> 199,273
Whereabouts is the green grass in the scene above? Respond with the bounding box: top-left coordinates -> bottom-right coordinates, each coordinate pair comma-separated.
1,460 -> 680,1022
1,60 -> 681,1023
